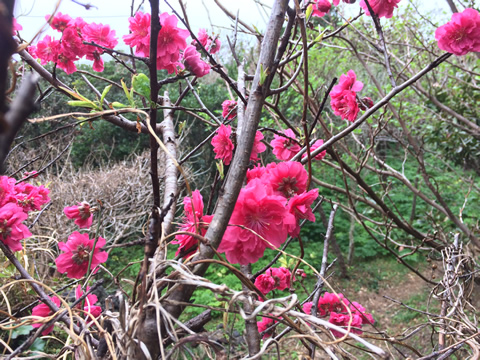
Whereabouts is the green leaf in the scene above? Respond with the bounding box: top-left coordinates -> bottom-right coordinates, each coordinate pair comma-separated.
259,63 -> 268,86
100,84 -> 112,105
305,4 -> 313,22
111,102 -> 129,109
121,79 -> 135,108
216,161 -> 224,180
11,325 -> 33,339
30,338 -> 45,353
132,73 -> 151,100
67,100 -> 97,109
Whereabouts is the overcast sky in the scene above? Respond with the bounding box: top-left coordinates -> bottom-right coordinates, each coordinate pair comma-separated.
14,0 -> 450,51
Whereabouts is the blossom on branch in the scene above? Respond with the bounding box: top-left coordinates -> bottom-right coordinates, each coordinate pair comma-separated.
123,11 -> 151,57
218,179 -> 295,264
75,285 -> 102,321
211,124 -> 234,165
55,232 -> 108,279
312,0 -> 332,17
359,0 -> 402,19
156,12 -> 190,73
435,8 -> 480,56
183,45 -> 210,77
31,296 -> 62,335
270,129 -> 301,161
193,28 -> 221,54
302,139 -> 326,161
221,100 -> 237,120
172,190 -> 212,258
0,203 -> 32,252
250,131 -> 266,162
64,202 -> 93,229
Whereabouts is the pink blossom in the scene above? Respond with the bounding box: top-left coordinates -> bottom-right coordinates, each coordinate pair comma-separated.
64,202 -> 93,229
359,0 -> 401,19
12,18 -> 22,35
250,131 -> 266,162
14,183 -> 50,213
271,129 -> 301,161
331,90 -> 360,122
266,161 -> 308,198
123,11 -> 151,57
286,189 -> 319,237
303,301 -> 313,314
302,139 -> 326,161
211,124 -> 234,165
218,179 -> 294,264
254,274 -> 276,295
61,27 -> 86,59
222,100 -> 237,120
172,190 -> 212,257
193,28 -> 221,54
257,316 -> 275,339
0,203 -> 32,252
268,267 -> 292,291
196,28 -> 209,48
46,12 -> 72,32
55,231 -> 108,279
183,45 -> 210,77
69,17 -> 88,32
246,165 -> 267,183
82,22 -> 118,72
31,296 -> 61,335
330,70 -> 363,99
156,12 -> 189,72
0,176 -> 17,207
312,0 -> 332,17
75,286 -> 102,320
56,54 -> 77,74
435,8 -> 480,56
32,35 -> 60,65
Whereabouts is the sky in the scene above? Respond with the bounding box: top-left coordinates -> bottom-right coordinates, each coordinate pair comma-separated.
14,0 -> 451,49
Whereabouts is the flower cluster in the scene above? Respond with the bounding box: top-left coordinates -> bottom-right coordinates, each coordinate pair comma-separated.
359,0 -> 402,19
254,267 -> 292,295
330,70 -> 372,122
211,125 -> 266,165
435,8 -> 480,56
0,176 -> 50,252
193,28 -> 221,54
217,162 -> 318,264
172,190 -> 212,258
28,12 -> 118,73
271,129 -> 326,162
124,12 -> 213,75
303,292 -> 374,337
312,0 -> 332,17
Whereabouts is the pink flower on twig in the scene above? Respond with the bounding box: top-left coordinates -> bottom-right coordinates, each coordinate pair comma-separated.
270,129 -> 301,161
359,0 -> 402,19
64,202 -> 93,229
0,203 -> 32,252
55,232 -> 108,279
31,296 -> 62,335
211,124 -> 234,165
435,8 -> 480,56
